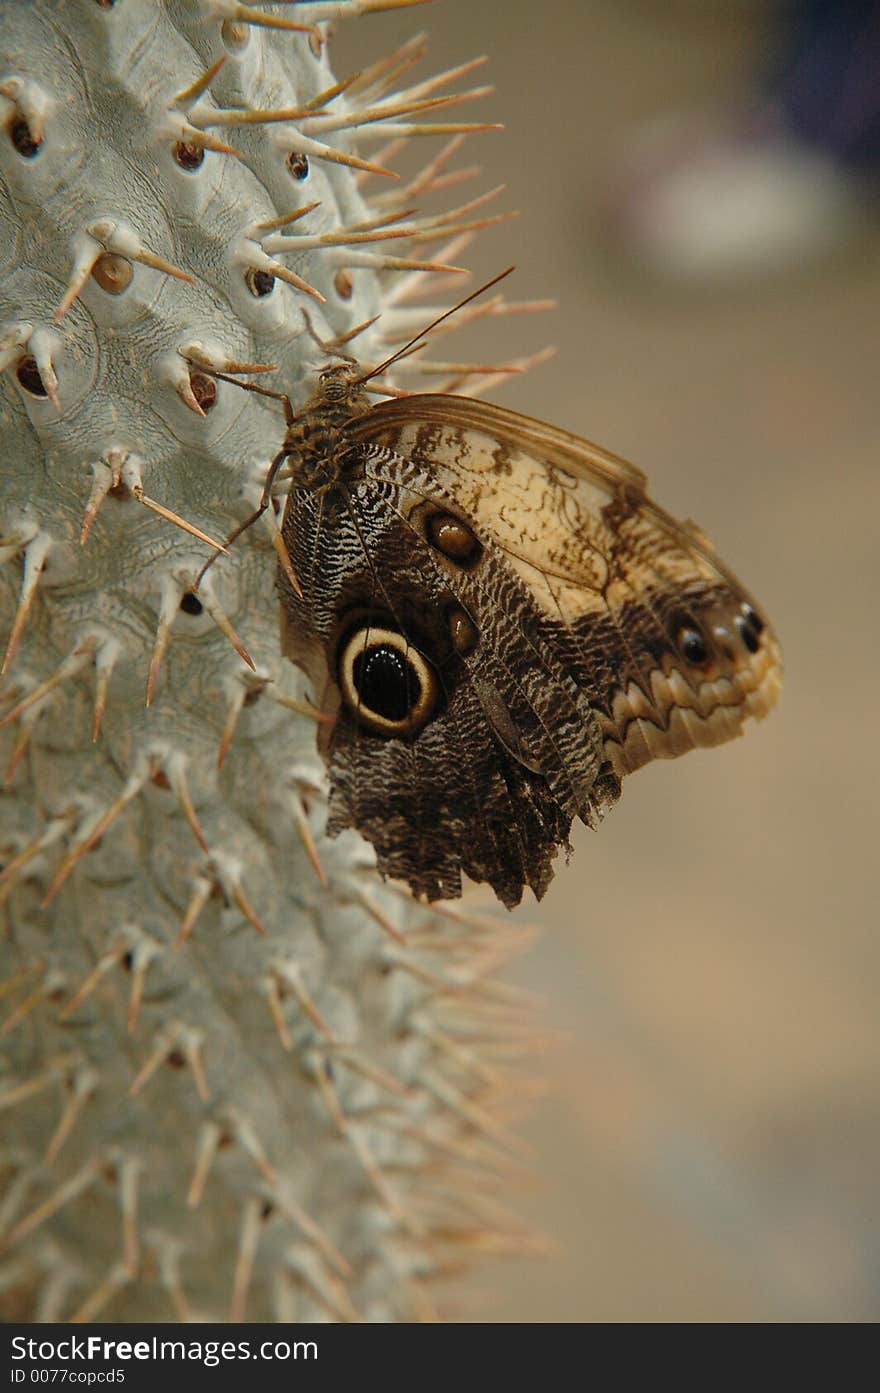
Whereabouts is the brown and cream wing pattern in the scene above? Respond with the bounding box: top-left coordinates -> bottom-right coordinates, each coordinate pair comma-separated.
352,393 -> 783,779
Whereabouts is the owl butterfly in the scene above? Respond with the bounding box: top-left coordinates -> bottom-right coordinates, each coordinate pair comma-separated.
217,273 -> 782,909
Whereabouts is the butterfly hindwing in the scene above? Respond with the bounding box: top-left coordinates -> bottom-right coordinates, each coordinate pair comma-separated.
279,447 -> 615,906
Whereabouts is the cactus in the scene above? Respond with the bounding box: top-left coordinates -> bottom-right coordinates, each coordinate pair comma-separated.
0,1 -> 535,1322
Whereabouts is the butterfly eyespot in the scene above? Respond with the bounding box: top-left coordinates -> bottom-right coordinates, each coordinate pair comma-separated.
91,253 -> 133,295
447,606 -> 479,657
15,355 -> 48,398
741,602 -> 764,635
676,626 -> 709,666
424,511 -> 483,568
286,151 -> 310,180
735,614 -> 760,653
338,624 -> 439,738
334,270 -> 354,300
245,267 -> 276,297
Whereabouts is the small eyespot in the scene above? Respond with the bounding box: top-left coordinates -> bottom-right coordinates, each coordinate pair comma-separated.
286,151 -> 310,180
15,355 -> 48,397
736,614 -> 760,653
91,253 -> 133,295
424,510 -> 483,568
447,605 -> 479,657
308,29 -> 323,59
334,270 -> 353,300
245,267 -> 276,297
180,592 -> 203,616
188,371 -> 217,412
173,140 -> 205,171
741,602 -> 764,635
9,116 -> 41,158
338,623 -> 440,738
220,19 -> 250,51
676,626 -> 709,666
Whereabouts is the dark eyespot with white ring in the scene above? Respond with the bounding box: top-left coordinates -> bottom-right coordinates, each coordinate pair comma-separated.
676,626 -> 709,666
424,510 -> 482,568
338,624 -> 440,737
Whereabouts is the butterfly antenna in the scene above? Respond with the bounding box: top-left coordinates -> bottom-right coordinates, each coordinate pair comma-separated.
354,265 -> 515,386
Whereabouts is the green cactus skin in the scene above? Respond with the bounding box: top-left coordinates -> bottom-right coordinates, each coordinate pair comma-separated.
0,1 -> 531,1323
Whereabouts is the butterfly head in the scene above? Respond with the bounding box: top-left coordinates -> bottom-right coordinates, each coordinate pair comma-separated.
316,362 -> 361,403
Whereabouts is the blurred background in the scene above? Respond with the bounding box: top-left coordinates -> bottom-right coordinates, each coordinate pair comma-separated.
336,0 -> 879,1321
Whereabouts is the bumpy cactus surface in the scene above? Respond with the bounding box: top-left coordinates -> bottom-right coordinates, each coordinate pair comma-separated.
0,1 -> 531,1322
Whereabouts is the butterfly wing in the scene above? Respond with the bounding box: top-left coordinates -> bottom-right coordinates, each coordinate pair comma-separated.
350,394 -> 783,777
278,392 -> 782,908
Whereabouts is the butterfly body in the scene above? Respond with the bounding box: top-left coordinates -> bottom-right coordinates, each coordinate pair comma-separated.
277,365 -> 782,908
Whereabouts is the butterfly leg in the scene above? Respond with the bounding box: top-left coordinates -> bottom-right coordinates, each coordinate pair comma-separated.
192,446 -> 293,592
